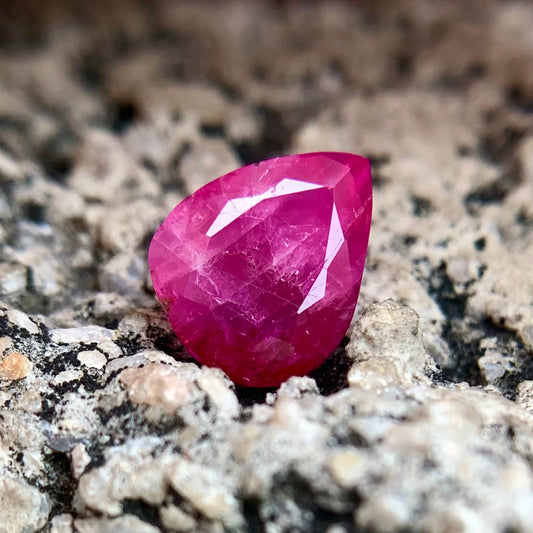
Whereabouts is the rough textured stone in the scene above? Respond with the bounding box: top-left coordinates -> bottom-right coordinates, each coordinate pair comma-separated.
0,476 -> 51,533
347,300 -> 436,388
1,1 -> 533,531
75,515 -> 161,533
0,351 -> 32,380
50,514 -> 73,533
118,364 -> 192,414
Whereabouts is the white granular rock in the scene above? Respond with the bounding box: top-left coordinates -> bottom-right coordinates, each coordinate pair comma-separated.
50,513 -> 73,533
50,326 -> 116,344
347,300 -> 436,388
77,350 -> 107,370
197,367 -> 240,419
51,369 -> 84,386
0,337 -> 12,354
6,308 -> 39,334
96,341 -> 123,360
0,475 -> 51,533
74,515 -> 160,533
167,459 -> 242,529
180,138 -> 240,194
71,443 -> 92,479
160,504 -> 196,532
0,263 -> 27,295
119,364 -> 192,414
517,381 -> 533,413
327,448 -> 368,489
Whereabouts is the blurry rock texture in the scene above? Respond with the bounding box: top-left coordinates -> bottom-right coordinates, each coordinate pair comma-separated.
1,1 -> 533,531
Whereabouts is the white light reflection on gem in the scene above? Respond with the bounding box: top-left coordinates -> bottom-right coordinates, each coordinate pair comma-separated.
298,203 -> 344,314
206,178 -> 323,237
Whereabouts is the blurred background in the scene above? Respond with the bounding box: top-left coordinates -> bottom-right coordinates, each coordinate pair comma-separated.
1,0 -> 532,387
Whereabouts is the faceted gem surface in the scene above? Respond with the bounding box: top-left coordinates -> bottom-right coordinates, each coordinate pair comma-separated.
148,152 -> 372,387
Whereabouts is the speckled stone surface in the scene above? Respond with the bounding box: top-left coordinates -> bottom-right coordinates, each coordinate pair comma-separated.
0,1 -> 533,532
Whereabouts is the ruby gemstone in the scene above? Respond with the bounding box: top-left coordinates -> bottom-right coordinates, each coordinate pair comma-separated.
148,152 -> 372,387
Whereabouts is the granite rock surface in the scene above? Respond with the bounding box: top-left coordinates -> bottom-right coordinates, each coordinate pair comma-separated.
1,1 -> 533,532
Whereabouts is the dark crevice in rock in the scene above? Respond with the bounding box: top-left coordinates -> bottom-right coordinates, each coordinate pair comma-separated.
150,328 -> 187,359
84,439 -> 107,472
96,401 -> 185,442
410,195 -> 434,217
437,320 -> 485,389
110,100 -> 140,134
40,451 -> 76,518
394,52 -> 414,78
426,262 -> 484,388
331,426 -> 370,449
233,106 -> 294,164
75,47 -> 107,91
403,234 -> 418,247
464,168 -> 520,209
434,62 -> 487,91
507,85 -> 533,114
165,142 -> 192,195
474,237 -> 486,251
40,398 -> 57,424
36,129 -> 77,183
163,493 -> 214,530
311,510 -> 358,533
199,123 -> 225,138
20,202 -> 46,224
428,262 -> 468,320
235,386 -> 273,408
243,498 -> 266,533
427,262 -> 532,399
367,155 -> 390,188
477,318 -> 532,400
268,471 -> 360,533
233,141 -> 259,166
311,337 -> 351,396
122,499 -> 164,529
479,125 -> 526,165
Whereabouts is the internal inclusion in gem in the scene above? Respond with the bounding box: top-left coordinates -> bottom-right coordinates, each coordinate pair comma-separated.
148,152 -> 372,387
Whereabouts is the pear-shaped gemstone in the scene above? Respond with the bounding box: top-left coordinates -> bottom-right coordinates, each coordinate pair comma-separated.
149,152 -> 372,387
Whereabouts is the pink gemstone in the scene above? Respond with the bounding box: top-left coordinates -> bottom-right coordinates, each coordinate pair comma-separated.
148,152 -> 372,387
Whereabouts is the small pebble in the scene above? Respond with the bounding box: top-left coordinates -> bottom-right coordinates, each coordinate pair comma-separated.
50,326 -> 115,344
77,350 -> 107,370
71,443 -> 91,479
51,369 -> 83,386
0,351 -> 32,380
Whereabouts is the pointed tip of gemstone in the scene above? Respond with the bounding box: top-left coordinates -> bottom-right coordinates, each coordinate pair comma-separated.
149,152 -> 372,387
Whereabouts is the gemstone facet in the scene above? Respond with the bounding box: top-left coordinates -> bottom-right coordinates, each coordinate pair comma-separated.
148,152 -> 372,387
